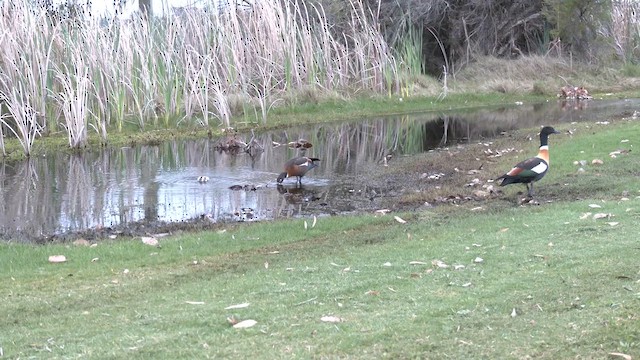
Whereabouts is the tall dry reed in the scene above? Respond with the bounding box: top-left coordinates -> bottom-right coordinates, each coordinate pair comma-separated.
0,0 -> 418,154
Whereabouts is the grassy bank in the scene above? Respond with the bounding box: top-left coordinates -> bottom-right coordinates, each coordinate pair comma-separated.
1,119 -> 639,358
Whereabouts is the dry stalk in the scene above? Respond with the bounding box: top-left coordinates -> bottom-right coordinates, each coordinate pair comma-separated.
0,0 -> 409,144
0,82 -> 43,156
55,60 -> 90,149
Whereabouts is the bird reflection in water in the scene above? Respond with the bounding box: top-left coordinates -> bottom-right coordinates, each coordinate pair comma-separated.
276,184 -> 323,205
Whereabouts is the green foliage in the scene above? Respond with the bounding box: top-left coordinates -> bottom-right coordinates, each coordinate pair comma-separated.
543,0 -> 612,57
621,62 -> 640,77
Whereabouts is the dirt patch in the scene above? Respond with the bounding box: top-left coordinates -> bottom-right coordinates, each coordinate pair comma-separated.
361,137 -> 511,208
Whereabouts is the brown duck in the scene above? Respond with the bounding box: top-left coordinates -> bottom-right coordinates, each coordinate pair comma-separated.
277,156 -> 321,184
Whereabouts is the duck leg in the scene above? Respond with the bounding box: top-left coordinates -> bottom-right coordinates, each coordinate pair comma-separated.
527,183 -> 535,198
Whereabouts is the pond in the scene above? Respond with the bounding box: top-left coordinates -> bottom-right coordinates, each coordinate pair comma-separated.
1,98 -> 638,243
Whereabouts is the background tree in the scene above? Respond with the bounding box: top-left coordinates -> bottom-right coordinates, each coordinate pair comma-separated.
544,0 -> 612,61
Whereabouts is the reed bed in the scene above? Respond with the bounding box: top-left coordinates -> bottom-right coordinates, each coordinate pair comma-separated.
0,0 -> 420,155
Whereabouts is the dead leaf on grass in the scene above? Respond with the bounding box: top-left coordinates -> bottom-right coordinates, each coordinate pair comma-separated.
608,352 -> 632,360
394,216 -> 407,224
48,255 -> 66,263
607,222 -> 619,226
474,257 -> 484,263
320,316 -> 342,323
432,259 -> 449,268
593,213 -> 612,219
141,237 -> 159,246
472,190 -> 490,199
580,212 -> 592,220
233,319 -> 257,328
73,239 -> 90,246
588,204 -> 602,208
225,303 -> 250,310
409,261 -> 428,265
185,301 -> 205,305
499,228 -> 509,233
365,290 -> 380,296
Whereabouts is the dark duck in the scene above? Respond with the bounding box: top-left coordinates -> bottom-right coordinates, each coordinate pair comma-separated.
496,126 -> 561,198
277,156 -> 321,185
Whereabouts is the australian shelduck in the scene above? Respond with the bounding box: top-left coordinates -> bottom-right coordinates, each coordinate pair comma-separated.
277,156 -> 321,184
496,126 -> 561,198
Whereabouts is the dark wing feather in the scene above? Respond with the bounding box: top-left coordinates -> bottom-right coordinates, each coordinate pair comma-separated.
498,157 -> 548,185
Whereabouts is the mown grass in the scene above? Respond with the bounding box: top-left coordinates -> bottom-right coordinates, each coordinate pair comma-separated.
1,120 -> 639,359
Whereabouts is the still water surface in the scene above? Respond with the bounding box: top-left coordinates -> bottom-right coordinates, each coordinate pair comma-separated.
1,99 -> 638,242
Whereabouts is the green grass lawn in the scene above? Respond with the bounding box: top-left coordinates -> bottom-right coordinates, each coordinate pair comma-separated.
1,120 -> 639,359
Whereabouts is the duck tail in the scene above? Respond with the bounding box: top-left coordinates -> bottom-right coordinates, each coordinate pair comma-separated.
496,175 -> 516,186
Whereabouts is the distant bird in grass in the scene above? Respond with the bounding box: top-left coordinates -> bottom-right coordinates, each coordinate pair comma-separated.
277,156 -> 320,185
496,126 -> 561,198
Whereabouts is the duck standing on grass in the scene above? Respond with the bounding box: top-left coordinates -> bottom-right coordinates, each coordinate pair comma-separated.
496,126 -> 561,198
277,156 -> 321,185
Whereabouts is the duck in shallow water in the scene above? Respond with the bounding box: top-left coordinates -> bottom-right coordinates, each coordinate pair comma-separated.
277,156 -> 321,185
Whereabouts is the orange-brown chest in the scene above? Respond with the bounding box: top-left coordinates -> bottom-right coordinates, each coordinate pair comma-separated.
536,148 -> 549,163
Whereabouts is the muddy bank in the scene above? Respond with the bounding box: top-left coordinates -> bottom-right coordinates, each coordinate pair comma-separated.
16,135 -> 520,244
3,99 -> 639,244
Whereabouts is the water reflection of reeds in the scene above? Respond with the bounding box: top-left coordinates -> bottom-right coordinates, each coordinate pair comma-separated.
2,99 -> 639,242
2,115 -> 482,241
